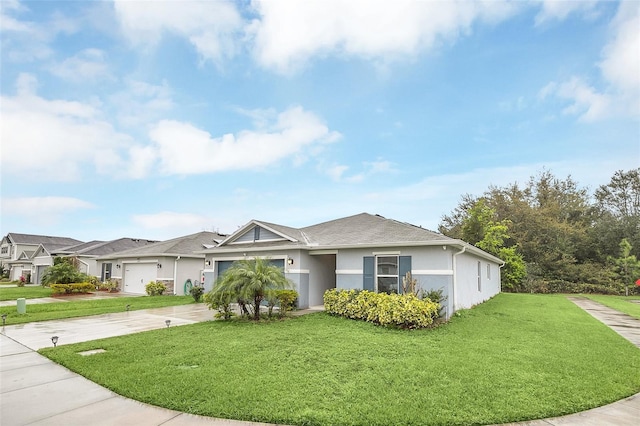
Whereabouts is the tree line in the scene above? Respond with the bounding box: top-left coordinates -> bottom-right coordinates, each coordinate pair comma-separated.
439,168 -> 640,295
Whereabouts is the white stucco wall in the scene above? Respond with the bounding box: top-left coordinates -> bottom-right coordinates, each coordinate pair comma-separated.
175,257 -> 205,295
453,251 -> 501,311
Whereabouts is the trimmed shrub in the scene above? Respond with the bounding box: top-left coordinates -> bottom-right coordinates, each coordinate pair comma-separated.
324,289 -> 439,329
422,288 -> 448,318
204,288 -> 236,320
275,289 -> 298,317
189,285 -> 205,302
98,279 -> 119,292
50,282 -> 95,294
145,281 -> 167,296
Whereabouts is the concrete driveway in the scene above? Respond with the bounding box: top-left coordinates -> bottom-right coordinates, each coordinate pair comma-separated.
1,304 -> 214,350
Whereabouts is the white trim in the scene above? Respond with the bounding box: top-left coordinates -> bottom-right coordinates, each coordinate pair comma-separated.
286,269 -> 310,274
336,269 -> 362,275
310,250 -> 338,255
412,269 -> 453,276
122,260 -> 158,264
157,277 -> 174,281
111,275 -> 122,279
372,251 -> 401,255
229,238 -> 287,245
202,268 -> 215,273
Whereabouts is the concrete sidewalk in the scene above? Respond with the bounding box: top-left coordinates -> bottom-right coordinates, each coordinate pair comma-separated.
0,335 -> 278,426
0,291 -> 141,307
0,304 -> 278,425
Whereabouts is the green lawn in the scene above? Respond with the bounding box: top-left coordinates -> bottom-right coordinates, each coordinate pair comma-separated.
582,294 -> 640,319
0,295 -> 196,325
40,293 -> 640,426
0,285 -> 53,300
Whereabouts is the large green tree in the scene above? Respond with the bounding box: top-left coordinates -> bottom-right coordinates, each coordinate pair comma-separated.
455,199 -> 526,291
593,168 -> 640,260
208,258 -> 291,321
440,169 -> 601,289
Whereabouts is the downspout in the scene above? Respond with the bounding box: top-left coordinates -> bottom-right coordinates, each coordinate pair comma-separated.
173,256 -> 181,295
452,245 -> 466,317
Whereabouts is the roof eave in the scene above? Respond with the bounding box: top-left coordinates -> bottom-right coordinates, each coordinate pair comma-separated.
97,253 -> 205,261
199,239 -> 503,263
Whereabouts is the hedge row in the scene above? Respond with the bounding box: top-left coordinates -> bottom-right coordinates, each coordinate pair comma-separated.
50,282 -> 95,294
521,280 -> 634,295
323,289 -> 439,329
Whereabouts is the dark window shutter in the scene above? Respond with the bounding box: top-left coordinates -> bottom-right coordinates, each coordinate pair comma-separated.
363,256 -> 374,291
399,256 -> 412,294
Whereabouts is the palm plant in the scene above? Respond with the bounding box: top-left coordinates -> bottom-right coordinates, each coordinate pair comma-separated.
209,258 -> 291,320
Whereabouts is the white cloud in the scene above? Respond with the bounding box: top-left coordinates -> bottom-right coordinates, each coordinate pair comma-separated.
248,0 -> 519,74
599,1 -> 640,114
1,197 -> 95,226
2,196 -> 95,214
0,74 -> 133,181
0,0 -> 78,62
323,158 -> 395,183
539,77 -> 611,122
130,211 -> 235,238
534,0 -> 599,26
147,106 -> 341,175
113,0 -> 242,63
538,1 -> 639,121
49,48 -> 110,81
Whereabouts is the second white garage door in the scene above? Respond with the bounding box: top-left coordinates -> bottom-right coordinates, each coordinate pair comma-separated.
123,263 -> 157,294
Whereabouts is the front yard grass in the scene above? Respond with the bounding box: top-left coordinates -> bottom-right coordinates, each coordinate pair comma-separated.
0,285 -> 53,300
40,293 -> 640,426
582,294 -> 640,319
0,295 -> 195,325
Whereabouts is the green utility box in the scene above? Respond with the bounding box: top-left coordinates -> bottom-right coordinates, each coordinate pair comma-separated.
17,298 -> 26,314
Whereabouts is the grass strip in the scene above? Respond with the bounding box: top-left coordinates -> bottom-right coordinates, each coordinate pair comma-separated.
582,294 -> 640,319
0,286 -> 53,300
0,296 -> 195,325
40,293 -> 640,426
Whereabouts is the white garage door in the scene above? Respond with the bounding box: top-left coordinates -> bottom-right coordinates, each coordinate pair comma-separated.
124,263 -> 157,294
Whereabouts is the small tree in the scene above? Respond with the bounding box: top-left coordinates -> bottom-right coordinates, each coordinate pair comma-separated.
611,239 -> 640,296
207,258 -> 292,321
41,260 -> 84,286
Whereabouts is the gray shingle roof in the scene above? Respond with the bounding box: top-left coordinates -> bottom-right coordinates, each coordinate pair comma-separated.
72,238 -> 159,256
212,213 -> 453,252
6,233 -> 83,247
301,213 -> 451,246
99,231 -> 227,259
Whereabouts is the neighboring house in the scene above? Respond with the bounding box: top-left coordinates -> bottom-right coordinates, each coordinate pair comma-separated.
200,213 -> 504,317
50,238 -> 160,281
97,231 -> 227,295
0,233 -> 83,282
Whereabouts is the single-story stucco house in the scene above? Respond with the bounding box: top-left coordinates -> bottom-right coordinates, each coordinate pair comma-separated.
31,238 -> 159,284
97,231 -> 227,295
200,213 -> 504,317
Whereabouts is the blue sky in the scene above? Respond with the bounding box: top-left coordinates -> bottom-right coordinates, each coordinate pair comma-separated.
1,0 -> 638,242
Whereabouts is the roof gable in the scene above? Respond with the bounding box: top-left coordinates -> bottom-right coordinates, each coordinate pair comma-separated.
220,221 -> 299,246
